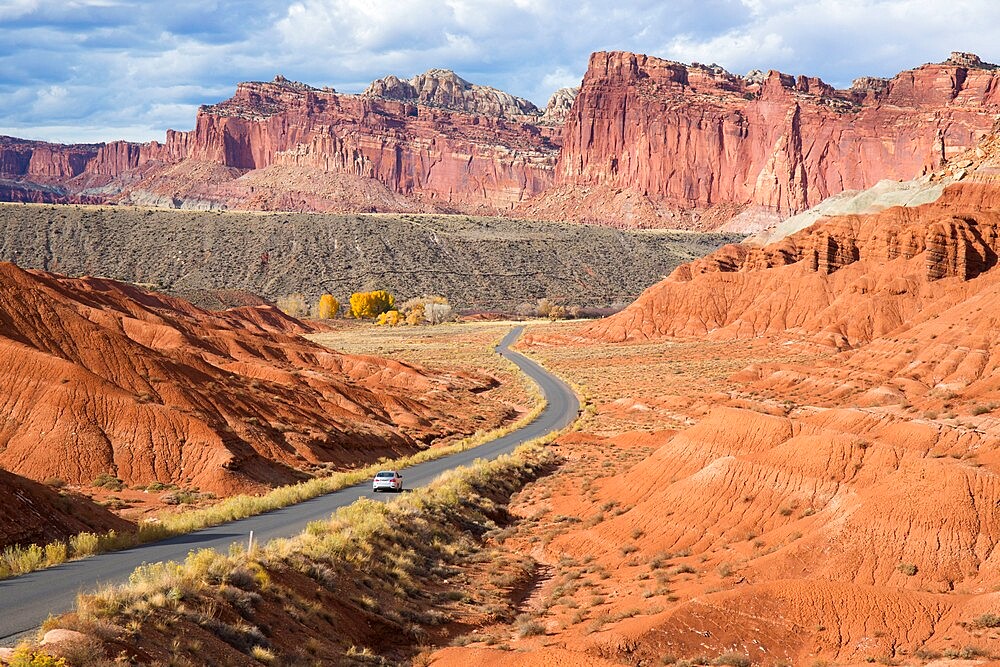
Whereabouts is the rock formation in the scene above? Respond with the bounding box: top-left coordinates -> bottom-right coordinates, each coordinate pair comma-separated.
2,53 -> 999,228
523,51 -> 1000,229
363,68 -> 540,119
0,263 -> 507,495
540,86 -> 579,125
585,127 -> 1000,348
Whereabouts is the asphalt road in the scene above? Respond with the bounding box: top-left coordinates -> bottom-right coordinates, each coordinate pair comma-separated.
0,325 -> 578,643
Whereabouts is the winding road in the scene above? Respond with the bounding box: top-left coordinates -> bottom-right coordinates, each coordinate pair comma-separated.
0,325 -> 578,642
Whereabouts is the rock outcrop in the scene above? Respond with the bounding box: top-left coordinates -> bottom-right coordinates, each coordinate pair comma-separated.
540,86 -> 579,125
363,68 -> 540,119
524,51 -> 1000,229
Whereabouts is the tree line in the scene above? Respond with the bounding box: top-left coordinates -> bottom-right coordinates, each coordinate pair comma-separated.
276,290 -> 455,326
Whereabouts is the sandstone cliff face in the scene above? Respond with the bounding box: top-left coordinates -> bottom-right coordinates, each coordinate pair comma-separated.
539,51 -> 1000,228
141,76 -> 557,212
3,53 -> 999,224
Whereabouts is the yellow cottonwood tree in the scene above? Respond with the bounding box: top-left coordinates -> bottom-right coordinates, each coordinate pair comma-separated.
376,310 -> 403,326
350,290 -> 395,319
316,294 -> 339,319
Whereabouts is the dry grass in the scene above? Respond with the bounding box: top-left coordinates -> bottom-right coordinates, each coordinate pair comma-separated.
40,441 -> 560,665
0,322 -> 557,584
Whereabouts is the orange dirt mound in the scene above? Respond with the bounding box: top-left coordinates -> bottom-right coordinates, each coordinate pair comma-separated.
0,468 -> 134,549
0,263 -> 505,496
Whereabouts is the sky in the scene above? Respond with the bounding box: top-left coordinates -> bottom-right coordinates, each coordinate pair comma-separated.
1,0 -> 998,144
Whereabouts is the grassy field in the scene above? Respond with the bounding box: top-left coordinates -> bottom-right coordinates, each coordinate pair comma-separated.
309,319 -> 542,415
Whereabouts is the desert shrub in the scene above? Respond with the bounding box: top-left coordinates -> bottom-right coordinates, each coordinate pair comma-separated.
424,302 -> 454,324
400,295 -> 454,325
535,298 -> 555,318
44,542 -> 68,566
713,653 -> 751,666
972,403 -> 995,416
92,473 -> 124,491
7,647 -> 68,667
276,293 -> 309,317
973,613 -> 1000,628
548,304 -> 568,320
375,310 -> 403,326
404,301 -> 426,325
69,532 -> 101,558
897,562 -> 918,576
250,646 -> 277,663
515,613 -> 546,637
514,302 -> 535,317
314,293 -> 340,319
350,290 -> 395,319
43,477 -> 65,488
2,544 -> 45,574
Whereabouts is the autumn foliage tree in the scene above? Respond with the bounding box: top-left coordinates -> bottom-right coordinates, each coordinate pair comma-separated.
315,294 -> 339,319
350,290 -> 395,319
376,310 -> 403,326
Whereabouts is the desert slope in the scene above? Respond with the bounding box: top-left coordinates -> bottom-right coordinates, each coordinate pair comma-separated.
0,263 -> 507,496
0,468 -> 135,550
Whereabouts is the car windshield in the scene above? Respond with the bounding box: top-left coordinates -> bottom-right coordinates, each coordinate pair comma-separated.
375,471 -> 395,478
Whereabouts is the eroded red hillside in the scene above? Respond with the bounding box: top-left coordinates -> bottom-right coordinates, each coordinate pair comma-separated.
0,468 -> 135,550
0,263 -> 508,496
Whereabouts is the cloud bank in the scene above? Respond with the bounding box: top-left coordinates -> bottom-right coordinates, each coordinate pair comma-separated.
0,0 -> 997,143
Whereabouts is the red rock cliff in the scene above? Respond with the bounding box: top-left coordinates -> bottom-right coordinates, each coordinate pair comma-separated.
545,51 -> 1000,227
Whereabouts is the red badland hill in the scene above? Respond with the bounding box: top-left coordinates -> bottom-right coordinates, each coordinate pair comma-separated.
584,125 -> 1000,411
0,263 -> 506,496
0,468 -> 135,549
3,53 -> 998,229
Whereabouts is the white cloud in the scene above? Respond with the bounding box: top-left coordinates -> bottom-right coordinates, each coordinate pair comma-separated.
1,0 -> 999,142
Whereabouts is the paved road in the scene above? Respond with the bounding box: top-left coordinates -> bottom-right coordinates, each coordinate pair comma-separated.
0,326 -> 578,642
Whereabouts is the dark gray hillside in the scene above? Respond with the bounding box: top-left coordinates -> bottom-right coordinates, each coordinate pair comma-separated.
0,205 -> 742,311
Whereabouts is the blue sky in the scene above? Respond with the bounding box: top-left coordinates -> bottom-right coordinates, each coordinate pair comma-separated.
1,0 -> 997,143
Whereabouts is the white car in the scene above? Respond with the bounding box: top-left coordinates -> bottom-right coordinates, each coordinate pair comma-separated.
372,470 -> 403,493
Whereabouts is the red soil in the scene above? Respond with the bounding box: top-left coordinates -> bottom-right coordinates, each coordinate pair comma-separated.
0,263 -> 508,500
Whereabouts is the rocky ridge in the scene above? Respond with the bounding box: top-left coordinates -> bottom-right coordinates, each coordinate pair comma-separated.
363,68 -> 541,119
523,51 -> 1000,229
0,206 -> 739,311
2,53 -> 998,229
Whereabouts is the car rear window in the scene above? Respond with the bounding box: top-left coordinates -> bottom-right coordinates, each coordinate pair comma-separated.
375,472 -> 394,478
